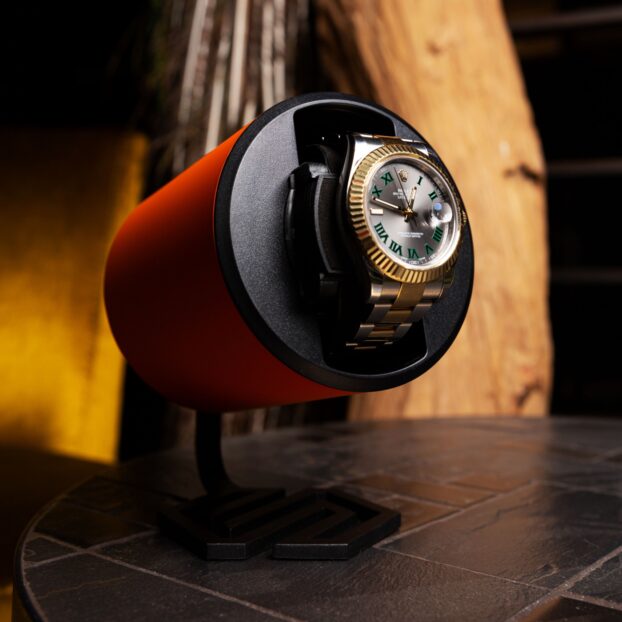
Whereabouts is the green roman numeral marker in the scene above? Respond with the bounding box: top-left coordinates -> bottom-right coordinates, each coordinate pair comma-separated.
429,190 -> 438,200
381,172 -> 393,185
389,240 -> 403,256
374,222 -> 389,243
417,175 -> 423,185
425,243 -> 434,255
371,185 -> 382,198
408,247 -> 420,259
432,226 -> 443,243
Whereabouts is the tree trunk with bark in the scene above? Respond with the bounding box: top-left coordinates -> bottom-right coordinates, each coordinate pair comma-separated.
314,0 -> 552,417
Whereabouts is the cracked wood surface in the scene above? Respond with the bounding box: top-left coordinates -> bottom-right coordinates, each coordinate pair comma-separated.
314,0 -> 552,417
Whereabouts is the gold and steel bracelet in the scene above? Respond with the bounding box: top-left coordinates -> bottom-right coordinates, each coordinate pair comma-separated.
346,277 -> 445,350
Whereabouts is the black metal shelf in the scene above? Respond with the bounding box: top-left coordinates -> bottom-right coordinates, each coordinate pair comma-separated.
551,268 -> 622,286
510,5 -> 622,36
547,158 -> 622,178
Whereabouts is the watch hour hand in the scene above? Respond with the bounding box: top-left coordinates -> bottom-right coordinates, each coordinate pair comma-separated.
371,197 -> 404,214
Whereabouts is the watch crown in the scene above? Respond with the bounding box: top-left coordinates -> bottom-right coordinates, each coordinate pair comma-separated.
398,169 -> 408,183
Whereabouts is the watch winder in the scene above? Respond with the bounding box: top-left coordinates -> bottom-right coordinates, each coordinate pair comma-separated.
104,92 -> 473,559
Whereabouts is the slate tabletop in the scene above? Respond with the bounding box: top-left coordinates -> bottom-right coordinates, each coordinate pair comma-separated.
12,417 -> 622,621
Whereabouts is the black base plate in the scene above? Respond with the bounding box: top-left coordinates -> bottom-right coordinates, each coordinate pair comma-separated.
158,487 -> 400,560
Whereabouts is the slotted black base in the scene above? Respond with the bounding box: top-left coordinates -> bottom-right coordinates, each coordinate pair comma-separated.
159,486 -> 400,560
157,413 -> 400,560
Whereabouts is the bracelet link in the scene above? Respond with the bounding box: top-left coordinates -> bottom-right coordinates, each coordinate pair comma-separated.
347,277 -> 445,350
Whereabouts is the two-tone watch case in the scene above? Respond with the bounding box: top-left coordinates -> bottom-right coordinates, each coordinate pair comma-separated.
344,136 -> 467,285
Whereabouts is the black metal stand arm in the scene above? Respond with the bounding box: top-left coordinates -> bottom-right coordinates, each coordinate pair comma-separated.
195,413 -> 239,496
158,412 -> 400,560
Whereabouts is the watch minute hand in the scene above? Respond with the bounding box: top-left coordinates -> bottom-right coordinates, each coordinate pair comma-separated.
394,167 -> 410,210
408,185 -> 418,209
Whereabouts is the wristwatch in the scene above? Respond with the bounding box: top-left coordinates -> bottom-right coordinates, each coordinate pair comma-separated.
286,132 -> 467,356
338,133 -> 467,350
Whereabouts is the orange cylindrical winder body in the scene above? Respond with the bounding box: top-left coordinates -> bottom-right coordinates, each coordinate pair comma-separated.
105,94 -> 474,413
104,127 -> 348,412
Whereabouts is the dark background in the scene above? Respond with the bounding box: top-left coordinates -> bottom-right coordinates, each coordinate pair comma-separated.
506,1 -> 622,415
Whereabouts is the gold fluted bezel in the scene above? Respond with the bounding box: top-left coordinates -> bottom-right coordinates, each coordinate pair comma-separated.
347,143 -> 467,285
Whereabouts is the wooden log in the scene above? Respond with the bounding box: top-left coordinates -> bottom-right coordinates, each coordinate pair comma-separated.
314,0 -> 552,417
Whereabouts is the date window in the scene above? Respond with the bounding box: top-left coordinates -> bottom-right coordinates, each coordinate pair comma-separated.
433,201 -> 453,223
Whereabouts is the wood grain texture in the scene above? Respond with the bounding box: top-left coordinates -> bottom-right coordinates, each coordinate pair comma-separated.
314,0 -> 552,417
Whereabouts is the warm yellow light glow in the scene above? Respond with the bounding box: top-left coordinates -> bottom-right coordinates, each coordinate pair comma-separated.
0,129 -> 148,462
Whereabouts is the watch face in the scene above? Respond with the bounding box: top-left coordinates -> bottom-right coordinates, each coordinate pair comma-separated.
364,156 -> 460,269
347,143 -> 465,284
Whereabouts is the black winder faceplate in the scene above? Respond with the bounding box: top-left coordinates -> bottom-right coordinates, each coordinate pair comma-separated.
214,92 -> 473,392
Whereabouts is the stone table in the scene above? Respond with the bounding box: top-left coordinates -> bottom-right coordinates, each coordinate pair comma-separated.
13,417 -> 622,621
